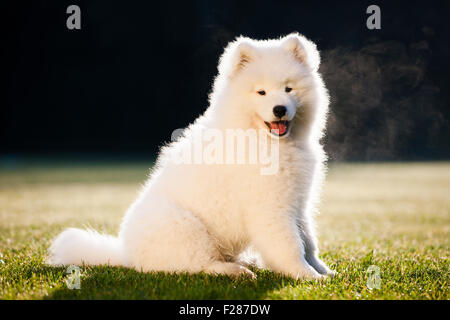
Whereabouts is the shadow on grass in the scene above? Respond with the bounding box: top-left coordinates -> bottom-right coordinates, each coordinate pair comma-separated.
42,265 -> 299,300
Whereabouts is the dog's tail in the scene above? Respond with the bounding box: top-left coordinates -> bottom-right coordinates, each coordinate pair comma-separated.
47,228 -> 124,267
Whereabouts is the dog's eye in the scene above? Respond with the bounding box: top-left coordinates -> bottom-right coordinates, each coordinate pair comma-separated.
257,90 -> 266,96
285,87 -> 292,93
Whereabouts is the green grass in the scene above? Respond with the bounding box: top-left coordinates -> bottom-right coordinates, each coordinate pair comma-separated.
0,159 -> 448,299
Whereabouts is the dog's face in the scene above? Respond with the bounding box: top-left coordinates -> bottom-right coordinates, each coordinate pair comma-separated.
217,33 -> 321,139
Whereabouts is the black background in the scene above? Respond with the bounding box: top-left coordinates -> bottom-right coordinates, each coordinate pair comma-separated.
3,0 -> 450,161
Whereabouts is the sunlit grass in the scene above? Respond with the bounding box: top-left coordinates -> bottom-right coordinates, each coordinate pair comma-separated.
0,160 -> 448,299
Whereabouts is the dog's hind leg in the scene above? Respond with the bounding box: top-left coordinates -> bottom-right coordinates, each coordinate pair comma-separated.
120,194 -> 253,277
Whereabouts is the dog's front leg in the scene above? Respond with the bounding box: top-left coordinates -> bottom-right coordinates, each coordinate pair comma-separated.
247,214 -> 322,280
298,215 -> 336,276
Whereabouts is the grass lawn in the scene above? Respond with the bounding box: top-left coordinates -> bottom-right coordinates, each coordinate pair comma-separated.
0,159 -> 448,299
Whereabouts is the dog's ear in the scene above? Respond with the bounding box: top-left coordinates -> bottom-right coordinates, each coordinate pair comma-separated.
233,41 -> 254,72
218,37 -> 256,77
281,33 -> 320,71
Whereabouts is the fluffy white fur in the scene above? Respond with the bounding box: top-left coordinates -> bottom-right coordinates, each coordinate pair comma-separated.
48,33 -> 334,279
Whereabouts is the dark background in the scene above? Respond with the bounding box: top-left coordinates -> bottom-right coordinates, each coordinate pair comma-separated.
3,0 -> 450,161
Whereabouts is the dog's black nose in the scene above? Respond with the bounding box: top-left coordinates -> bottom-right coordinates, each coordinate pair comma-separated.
273,105 -> 287,118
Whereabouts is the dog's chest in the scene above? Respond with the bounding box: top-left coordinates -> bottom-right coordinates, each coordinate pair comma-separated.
176,147 -> 308,212
163,144 -> 313,250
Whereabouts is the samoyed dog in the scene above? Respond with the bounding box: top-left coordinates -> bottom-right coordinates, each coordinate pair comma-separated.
48,33 -> 334,279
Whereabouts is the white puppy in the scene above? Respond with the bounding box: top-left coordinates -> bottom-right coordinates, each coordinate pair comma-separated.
48,33 -> 334,279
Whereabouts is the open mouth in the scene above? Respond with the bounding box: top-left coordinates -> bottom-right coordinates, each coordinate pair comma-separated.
264,120 -> 290,137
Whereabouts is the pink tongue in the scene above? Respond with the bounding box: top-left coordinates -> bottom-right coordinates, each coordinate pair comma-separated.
271,122 -> 287,135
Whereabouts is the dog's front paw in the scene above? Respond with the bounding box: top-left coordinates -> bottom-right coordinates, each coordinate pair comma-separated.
324,268 -> 337,277
236,266 -> 257,280
306,255 -> 336,277
204,262 -> 256,280
315,264 -> 336,277
295,266 -> 323,281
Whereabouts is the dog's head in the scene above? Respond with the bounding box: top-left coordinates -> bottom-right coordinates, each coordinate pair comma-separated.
214,33 -> 326,140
